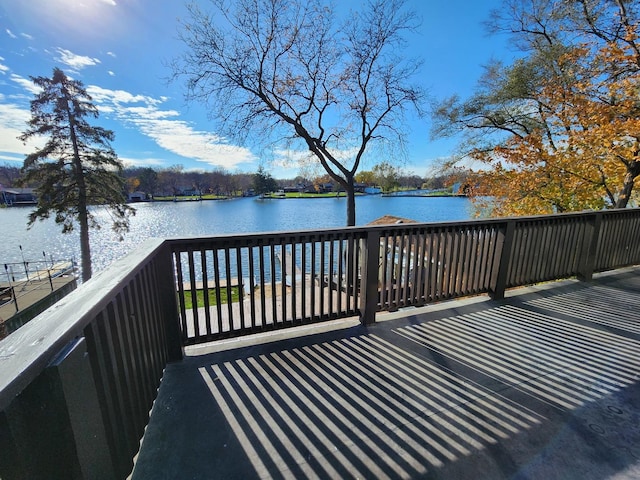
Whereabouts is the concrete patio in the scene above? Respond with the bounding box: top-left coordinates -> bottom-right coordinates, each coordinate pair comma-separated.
132,267 -> 640,479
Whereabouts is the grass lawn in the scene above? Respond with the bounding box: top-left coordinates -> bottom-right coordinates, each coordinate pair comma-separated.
263,192 -> 363,198
182,286 -> 241,309
153,194 -> 229,201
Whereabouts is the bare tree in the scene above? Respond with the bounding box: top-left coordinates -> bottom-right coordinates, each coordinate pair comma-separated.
173,0 -> 423,225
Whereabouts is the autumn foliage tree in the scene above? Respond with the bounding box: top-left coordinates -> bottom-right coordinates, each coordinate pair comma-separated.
433,0 -> 640,216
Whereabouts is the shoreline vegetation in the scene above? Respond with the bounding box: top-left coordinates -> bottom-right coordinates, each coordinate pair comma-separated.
144,190 -> 465,203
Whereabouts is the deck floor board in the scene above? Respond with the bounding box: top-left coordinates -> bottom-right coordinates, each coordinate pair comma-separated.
132,267 -> 640,480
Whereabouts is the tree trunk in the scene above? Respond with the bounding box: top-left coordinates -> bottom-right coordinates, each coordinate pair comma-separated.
614,165 -> 639,209
345,177 -> 356,226
74,154 -> 91,281
65,97 -> 92,281
78,201 -> 92,282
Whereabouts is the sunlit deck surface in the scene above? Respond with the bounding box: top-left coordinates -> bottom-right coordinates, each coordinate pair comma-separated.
132,267 -> 640,480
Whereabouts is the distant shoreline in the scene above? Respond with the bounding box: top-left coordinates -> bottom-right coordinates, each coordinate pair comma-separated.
129,192 -> 466,203
380,193 -> 467,198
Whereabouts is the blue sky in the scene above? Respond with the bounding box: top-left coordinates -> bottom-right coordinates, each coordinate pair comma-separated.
0,0 -> 510,179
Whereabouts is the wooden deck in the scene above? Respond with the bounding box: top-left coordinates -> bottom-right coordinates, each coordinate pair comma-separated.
132,267 -> 640,479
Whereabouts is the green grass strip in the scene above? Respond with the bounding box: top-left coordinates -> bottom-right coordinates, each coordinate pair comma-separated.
182,286 -> 241,309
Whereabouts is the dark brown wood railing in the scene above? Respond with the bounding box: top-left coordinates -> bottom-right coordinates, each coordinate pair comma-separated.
372,221 -> 504,311
167,209 -> 640,344
168,230 -> 366,344
0,240 -> 181,480
1,208 -> 640,479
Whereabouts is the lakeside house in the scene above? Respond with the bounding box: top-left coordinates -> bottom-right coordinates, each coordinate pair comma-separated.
128,191 -> 148,202
0,186 -> 37,206
288,182 -> 369,194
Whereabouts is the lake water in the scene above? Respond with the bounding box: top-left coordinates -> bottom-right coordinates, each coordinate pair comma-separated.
0,195 -> 472,276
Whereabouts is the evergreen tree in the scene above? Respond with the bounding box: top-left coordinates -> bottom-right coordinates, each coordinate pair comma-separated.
19,68 -> 134,281
253,166 -> 278,195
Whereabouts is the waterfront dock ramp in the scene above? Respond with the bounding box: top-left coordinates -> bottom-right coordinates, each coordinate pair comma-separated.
0,261 -> 76,337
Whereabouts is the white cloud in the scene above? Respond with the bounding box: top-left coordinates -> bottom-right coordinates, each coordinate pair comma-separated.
0,154 -> 24,163
119,156 -> 166,168
21,33 -> 33,40
108,71 -> 115,76
136,118 -> 254,168
0,70 -> 255,171
55,48 -> 101,71
10,74 -> 40,95
106,51 -> 116,58
272,146 -> 359,169
86,85 -> 161,105
6,29 -> 16,39
86,85 -> 256,169
0,103 -> 29,130
272,148 -> 314,168
0,60 -> 9,75
0,103 -> 43,157
99,0 -> 117,5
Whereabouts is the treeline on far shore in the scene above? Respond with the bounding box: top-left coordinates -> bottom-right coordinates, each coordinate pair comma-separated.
0,163 -> 459,200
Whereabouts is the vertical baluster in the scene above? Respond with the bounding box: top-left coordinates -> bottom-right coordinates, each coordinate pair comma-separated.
477,226 -> 488,292
411,230 -> 423,304
236,246 -> 246,330
349,235 -> 357,312
337,238 -> 344,314
270,243 -> 277,325
424,230 -> 432,301
401,232 -> 412,305
213,248 -> 223,335
259,244 -> 267,328
224,246 -> 233,333
311,240 -> 317,320
301,240 -> 307,321
291,242 -> 298,324
187,248 -> 199,340
281,243 -> 287,324
390,230 -> 400,308
248,245 -> 257,329
173,250 -> 188,341
320,239 -> 326,318
380,233 -> 390,308
328,238 -> 335,315
201,249 -> 212,337
452,227 -> 465,296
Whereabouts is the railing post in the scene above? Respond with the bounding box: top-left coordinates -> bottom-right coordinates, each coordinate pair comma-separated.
0,337 -> 116,479
577,211 -> 602,281
157,242 -> 183,362
360,229 -> 380,325
490,219 -> 516,300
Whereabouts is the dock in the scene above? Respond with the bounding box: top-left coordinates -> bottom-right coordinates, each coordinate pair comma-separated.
0,261 -> 77,338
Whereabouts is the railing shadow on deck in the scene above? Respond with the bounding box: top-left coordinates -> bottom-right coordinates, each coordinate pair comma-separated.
1,208 -> 640,479
132,269 -> 640,479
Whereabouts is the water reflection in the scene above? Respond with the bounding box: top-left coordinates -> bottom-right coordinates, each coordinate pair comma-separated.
0,196 -> 471,278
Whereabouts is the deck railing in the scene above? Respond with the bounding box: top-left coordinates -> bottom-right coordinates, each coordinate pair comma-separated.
169,208 -> 640,343
168,229 -> 366,344
0,240 -> 182,480
1,208 -> 640,479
